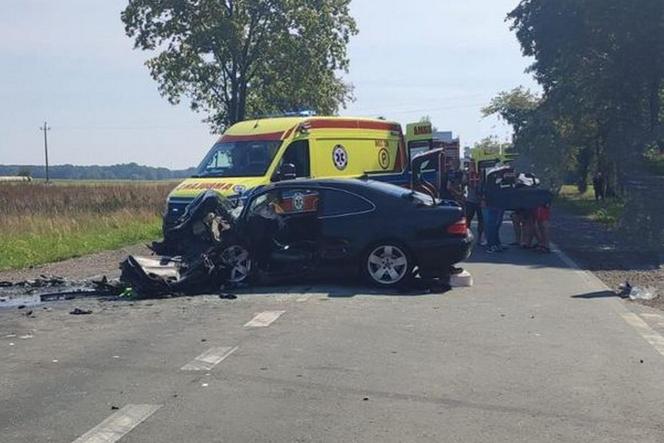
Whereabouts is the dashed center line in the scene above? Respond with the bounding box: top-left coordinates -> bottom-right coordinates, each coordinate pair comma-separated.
72,404 -> 161,443
244,311 -> 286,328
181,346 -> 238,371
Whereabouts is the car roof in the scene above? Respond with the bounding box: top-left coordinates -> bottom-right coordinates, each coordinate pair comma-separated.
261,178 -> 410,195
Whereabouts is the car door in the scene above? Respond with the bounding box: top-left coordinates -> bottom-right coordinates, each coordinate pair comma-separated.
317,188 -> 376,266
242,187 -> 320,268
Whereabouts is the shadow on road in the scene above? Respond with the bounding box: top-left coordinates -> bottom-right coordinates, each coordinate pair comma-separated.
571,290 -> 626,300
234,276 -> 452,299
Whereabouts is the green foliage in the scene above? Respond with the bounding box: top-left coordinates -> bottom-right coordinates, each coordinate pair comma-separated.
2,218 -> 162,270
645,147 -> 664,175
472,136 -> 511,153
121,0 -> 358,132
481,87 -> 572,187
508,0 -> 664,174
418,115 -> 438,132
505,0 -> 664,250
481,87 -> 539,135
556,185 -> 624,227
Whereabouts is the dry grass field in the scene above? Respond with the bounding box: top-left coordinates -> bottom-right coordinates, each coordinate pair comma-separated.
0,181 -> 175,270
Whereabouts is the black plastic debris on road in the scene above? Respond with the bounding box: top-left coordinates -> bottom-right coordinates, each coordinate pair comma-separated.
69,308 -> 93,315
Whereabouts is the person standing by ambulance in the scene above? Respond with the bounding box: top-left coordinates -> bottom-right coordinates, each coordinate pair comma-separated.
465,174 -> 485,246
443,160 -> 465,204
481,167 -> 506,253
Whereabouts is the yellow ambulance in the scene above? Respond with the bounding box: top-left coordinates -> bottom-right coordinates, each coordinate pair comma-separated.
166,116 -> 413,219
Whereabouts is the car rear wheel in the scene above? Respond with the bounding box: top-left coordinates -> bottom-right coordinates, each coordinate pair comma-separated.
364,244 -> 412,287
221,245 -> 252,284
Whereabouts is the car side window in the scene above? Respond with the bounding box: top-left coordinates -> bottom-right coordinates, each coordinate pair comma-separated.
248,189 -> 319,216
320,190 -> 374,217
278,189 -> 319,215
281,140 -> 310,178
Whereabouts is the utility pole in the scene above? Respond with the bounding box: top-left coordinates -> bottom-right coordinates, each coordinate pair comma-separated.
40,121 -> 51,183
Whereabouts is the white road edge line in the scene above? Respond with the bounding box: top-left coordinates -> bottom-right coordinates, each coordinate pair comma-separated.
181,346 -> 238,371
620,313 -> 664,356
72,404 -> 161,443
244,311 -> 286,328
551,242 -> 664,359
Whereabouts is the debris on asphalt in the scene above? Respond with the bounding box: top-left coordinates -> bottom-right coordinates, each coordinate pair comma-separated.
218,293 -> 237,300
449,270 -> 473,287
0,274 -> 126,306
618,281 -> 632,297
69,308 -> 93,315
111,406 -> 119,410
620,281 -> 659,301
120,191 -> 235,297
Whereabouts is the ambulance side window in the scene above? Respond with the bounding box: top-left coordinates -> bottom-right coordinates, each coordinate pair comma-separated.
281,140 -> 310,178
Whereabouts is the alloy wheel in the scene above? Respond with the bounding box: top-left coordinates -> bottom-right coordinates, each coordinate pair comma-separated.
221,245 -> 252,283
367,245 -> 409,285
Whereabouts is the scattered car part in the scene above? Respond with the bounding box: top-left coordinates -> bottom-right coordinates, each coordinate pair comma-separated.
69,308 -> 93,315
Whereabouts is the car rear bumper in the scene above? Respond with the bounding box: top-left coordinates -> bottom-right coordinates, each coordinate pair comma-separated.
412,234 -> 474,277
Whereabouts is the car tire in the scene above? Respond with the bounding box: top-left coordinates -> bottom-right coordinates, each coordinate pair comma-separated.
362,243 -> 414,287
221,245 -> 253,284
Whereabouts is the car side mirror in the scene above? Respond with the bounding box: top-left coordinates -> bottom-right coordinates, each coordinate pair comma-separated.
273,163 -> 297,182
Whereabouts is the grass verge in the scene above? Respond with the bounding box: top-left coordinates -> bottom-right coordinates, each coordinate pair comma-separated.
555,185 -> 624,226
0,182 -> 173,270
1,212 -> 162,271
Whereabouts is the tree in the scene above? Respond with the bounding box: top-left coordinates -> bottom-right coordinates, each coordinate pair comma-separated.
122,0 -> 358,132
482,87 -> 539,136
16,166 -> 32,178
508,0 -> 664,179
418,115 -> 438,132
482,87 -> 570,187
506,0 -> 664,250
472,136 -> 511,154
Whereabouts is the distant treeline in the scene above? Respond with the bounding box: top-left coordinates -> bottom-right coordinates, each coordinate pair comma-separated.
0,163 -> 197,181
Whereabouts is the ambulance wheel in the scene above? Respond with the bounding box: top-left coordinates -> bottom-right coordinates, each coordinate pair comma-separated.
363,243 -> 413,287
221,245 -> 252,284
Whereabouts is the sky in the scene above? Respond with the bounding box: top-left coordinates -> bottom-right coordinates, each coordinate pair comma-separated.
0,0 -> 538,169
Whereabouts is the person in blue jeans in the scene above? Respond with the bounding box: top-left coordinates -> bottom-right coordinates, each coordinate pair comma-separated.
482,199 -> 504,253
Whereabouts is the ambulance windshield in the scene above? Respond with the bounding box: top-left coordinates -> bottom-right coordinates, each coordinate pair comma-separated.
196,140 -> 282,178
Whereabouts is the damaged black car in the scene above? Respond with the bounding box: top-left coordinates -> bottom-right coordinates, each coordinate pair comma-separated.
122,179 -> 473,295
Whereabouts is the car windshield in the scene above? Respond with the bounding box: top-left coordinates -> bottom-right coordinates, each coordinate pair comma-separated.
196,140 -> 282,178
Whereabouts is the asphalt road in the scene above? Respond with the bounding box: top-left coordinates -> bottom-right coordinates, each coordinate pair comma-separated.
3,243 -> 664,442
